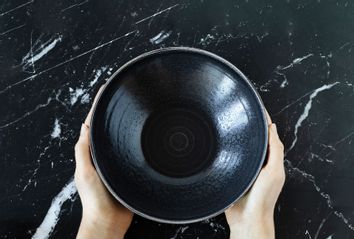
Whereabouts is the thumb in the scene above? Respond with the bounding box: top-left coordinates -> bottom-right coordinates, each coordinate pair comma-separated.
74,124 -> 93,172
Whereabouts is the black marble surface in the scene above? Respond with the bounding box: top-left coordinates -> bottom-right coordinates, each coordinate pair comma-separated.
1,0 -> 354,238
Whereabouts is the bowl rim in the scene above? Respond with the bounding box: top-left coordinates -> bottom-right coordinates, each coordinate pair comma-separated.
89,46 -> 269,224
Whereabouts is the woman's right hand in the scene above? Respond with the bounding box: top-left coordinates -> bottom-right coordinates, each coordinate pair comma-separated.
225,112 -> 285,239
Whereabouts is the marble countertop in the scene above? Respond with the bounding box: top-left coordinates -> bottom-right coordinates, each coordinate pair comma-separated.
1,0 -> 354,238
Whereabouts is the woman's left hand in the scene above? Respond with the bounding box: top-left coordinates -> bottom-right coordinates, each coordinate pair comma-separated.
75,86 -> 133,239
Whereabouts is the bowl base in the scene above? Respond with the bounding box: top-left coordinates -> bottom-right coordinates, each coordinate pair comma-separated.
141,106 -> 217,178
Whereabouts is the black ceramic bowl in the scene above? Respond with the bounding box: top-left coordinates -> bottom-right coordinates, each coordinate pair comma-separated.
90,47 -> 268,224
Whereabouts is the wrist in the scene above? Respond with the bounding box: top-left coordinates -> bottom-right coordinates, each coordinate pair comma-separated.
77,215 -> 126,239
82,210 -> 119,227
229,213 -> 274,239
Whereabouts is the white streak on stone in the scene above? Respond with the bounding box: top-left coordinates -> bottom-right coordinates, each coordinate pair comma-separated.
61,0 -> 89,12
180,226 -> 189,233
273,90 -> 314,115
200,34 -> 215,46
334,211 -> 354,231
170,226 -> 189,239
310,153 -> 333,164
293,54 -> 314,64
314,213 -> 332,239
32,37 -> 62,62
22,36 -> 62,68
0,0 -> 34,16
107,67 -> 113,75
89,66 -> 107,87
286,82 -> 340,154
331,130 -> 354,147
150,30 -> 172,45
80,93 -> 90,104
209,221 -> 225,232
22,167 -> 38,192
0,30 -> 137,95
286,160 -> 354,232
0,23 -> 26,36
32,179 -> 77,239
134,4 -> 179,25
279,53 -> 314,71
305,230 -> 312,239
275,54 -> 314,88
256,32 -> 269,42
339,41 -> 352,50
69,87 -> 85,105
0,97 -> 52,129
279,72 -> 288,88
50,119 -> 61,139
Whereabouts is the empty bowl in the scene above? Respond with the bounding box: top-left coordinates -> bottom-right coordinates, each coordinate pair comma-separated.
90,47 -> 268,224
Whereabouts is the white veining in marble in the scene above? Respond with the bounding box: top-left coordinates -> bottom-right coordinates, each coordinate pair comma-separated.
170,226 -> 189,239
22,35 -> 63,72
0,97 -> 53,129
61,0 -> 89,12
0,0 -> 34,17
305,230 -> 312,239
209,221 -> 226,232
320,52 -> 332,78
69,87 -> 85,105
134,4 -> 179,25
50,119 -> 61,139
150,30 -> 172,45
200,34 -> 215,46
32,179 -> 77,239
0,30 -> 137,95
0,23 -> 26,36
22,168 -> 39,192
314,212 -> 332,239
273,90 -> 313,115
89,66 -> 108,87
291,54 -> 314,66
276,53 -> 314,88
80,93 -> 90,104
286,160 -> 354,231
286,82 -> 340,154
69,66 -> 109,105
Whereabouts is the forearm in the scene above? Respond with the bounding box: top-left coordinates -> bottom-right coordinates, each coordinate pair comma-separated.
229,215 -> 275,239
77,216 -> 126,239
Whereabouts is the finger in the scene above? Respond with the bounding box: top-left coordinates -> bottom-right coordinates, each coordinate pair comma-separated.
265,109 -> 272,125
84,85 -> 105,126
265,123 -> 284,169
75,124 -> 92,171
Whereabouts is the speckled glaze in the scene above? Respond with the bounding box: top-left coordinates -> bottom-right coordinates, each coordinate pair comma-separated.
90,47 -> 268,223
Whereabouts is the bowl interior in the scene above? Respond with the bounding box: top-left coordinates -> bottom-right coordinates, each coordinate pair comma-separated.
90,48 -> 267,223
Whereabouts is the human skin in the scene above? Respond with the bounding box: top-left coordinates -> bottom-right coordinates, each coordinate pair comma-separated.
75,85 -> 285,239
225,112 -> 285,239
75,86 -> 133,239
